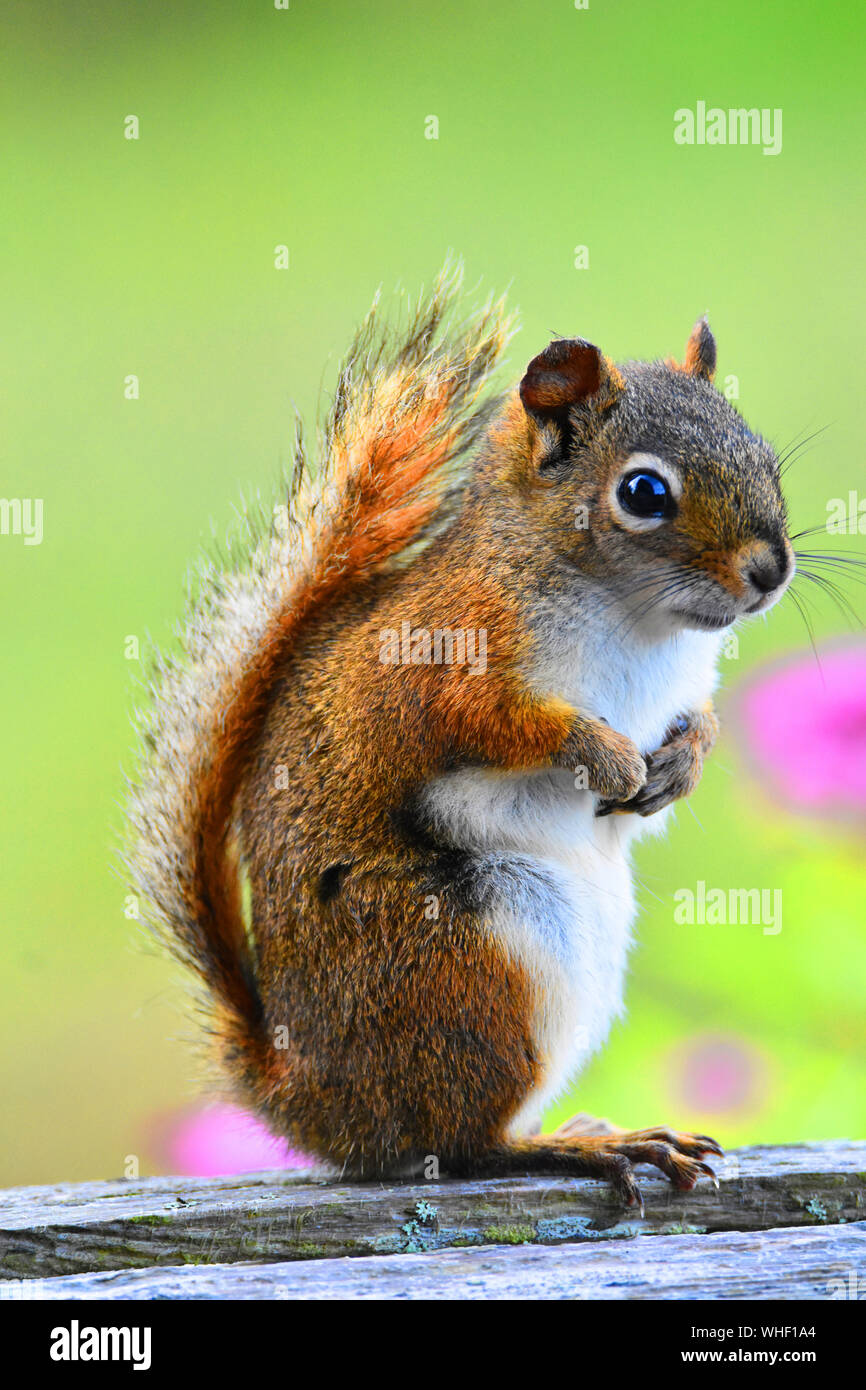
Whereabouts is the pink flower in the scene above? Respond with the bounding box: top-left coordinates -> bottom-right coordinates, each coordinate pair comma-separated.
735,643 -> 866,816
156,1102 -> 312,1177
670,1034 -> 769,1118
678,1036 -> 763,1112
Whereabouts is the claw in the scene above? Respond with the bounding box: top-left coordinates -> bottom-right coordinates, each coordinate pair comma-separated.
693,1134 -> 724,1157
611,1156 -> 646,1215
697,1161 -> 720,1189
624,1182 -> 645,1218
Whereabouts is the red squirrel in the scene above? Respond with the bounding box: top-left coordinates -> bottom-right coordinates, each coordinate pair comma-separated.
127,269 -> 793,1207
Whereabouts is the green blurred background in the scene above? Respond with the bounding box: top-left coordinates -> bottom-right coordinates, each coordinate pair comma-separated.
1,0 -> 863,1185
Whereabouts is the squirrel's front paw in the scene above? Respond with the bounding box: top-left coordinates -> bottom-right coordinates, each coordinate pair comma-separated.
571,723 -> 647,802
628,737 -> 700,816
598,713 -> 708,818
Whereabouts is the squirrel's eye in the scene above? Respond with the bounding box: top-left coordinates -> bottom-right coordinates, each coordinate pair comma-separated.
617,471 -> 674,520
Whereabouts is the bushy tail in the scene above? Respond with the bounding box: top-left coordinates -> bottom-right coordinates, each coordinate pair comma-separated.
124,266 -> 512,1062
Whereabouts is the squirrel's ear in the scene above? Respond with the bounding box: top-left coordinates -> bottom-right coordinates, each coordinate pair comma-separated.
519,338 -> 622,427
682,316 -> 717,381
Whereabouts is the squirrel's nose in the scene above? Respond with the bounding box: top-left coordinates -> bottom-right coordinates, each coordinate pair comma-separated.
742,542 -> 790,596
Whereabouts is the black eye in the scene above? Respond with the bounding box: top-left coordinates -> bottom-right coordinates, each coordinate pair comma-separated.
617,470 -> 674,520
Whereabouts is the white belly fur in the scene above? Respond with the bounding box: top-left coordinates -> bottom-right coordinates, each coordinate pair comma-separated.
422,618 -> 724,1134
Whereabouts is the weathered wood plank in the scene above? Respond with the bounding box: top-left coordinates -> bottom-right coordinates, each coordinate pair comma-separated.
4,1222 -> 864,1301
1,1143 -> 862,1281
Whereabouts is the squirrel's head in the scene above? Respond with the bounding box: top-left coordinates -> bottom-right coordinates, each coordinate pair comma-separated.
500,321 -> 793,633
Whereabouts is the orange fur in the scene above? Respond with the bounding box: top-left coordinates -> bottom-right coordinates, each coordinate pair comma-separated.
125,275 -> 786,1201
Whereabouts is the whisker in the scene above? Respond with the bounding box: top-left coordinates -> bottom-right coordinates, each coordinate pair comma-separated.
790,521 -> 863,541
776,423 -> 831,477
794,549 -> 866,573
783,586 -> 824,678
795,571 -> 863,627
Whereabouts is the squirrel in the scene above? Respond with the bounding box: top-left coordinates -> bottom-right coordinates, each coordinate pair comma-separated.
126,267 -> 793,1208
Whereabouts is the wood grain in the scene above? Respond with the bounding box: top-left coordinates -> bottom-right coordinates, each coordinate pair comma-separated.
1,1142 -> 863,1282
5,1220 -> 863,1301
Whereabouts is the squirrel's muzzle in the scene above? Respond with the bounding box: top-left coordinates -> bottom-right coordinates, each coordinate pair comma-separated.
737,537 -> 794,611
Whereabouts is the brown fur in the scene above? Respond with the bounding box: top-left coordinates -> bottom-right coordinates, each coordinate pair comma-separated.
127,271 -> 791,1201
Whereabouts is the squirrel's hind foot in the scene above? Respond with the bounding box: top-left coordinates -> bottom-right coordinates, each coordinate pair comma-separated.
560,1124 -> 723,1213
458,1126 -> 722,1214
